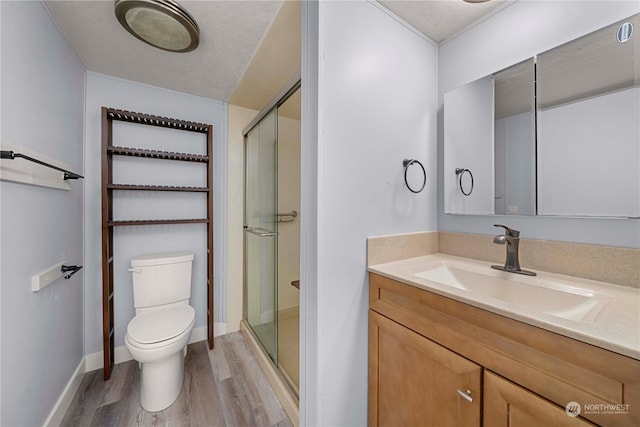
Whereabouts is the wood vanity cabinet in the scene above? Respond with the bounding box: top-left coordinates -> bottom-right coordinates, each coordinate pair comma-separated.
368,273 -> 640,427
369,310 -> 481,426
484,371 -> 595,427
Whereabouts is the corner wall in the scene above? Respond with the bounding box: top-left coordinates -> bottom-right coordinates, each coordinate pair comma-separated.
83,73 -> 228,356
227,104 -> 257,333
302,1 -> 438,424
0,2 -> 85,425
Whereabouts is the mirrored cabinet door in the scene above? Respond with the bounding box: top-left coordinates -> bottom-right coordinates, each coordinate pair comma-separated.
444,76 -> 495,215
444,13 -> 639,218
536,13 -> 639,217
493,59 -> 536,216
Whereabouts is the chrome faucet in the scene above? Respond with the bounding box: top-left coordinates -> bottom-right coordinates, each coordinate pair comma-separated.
491,224 -> 536,276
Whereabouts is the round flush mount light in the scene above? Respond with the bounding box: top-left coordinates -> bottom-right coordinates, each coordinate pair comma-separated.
114,0 -> 200,53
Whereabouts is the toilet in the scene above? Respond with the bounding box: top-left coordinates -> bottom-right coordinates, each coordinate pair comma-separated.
124,251 -> 196,412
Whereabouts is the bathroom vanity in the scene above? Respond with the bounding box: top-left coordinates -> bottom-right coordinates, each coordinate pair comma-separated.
368,255 -> 639,427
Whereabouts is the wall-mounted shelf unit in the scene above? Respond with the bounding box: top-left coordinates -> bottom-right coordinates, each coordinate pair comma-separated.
101,107 -> 214,380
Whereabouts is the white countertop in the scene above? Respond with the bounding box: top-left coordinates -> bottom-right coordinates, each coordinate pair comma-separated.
369,253 -> 640,360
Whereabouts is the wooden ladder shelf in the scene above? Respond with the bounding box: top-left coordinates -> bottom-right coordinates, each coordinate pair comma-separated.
101,107 -> 214,380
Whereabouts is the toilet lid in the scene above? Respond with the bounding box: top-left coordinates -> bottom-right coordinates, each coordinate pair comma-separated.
127,305 -> 195,344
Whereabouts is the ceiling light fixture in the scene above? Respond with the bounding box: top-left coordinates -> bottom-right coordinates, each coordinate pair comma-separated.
114,0 -> 200,53
463,0 -> 492,3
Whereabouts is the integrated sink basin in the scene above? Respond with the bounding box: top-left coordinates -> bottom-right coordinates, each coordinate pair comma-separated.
414,261 -> 608,322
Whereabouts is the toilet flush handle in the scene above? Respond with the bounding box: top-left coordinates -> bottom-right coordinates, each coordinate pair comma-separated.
128,267 -> 143,274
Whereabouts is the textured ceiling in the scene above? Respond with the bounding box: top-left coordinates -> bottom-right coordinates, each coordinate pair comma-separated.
45,0 -> 284,102
230,0 -> 301,112
379,0 -> 512,43
44,0 -> 512,108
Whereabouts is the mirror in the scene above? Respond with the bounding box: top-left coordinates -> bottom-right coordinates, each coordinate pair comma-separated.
444,75 -> 495,215
444,13 -> 639,218
493,59 -> 536,216
536,14 -> 639,217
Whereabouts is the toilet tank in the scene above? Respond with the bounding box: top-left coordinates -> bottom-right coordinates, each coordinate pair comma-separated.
130,252 -> 194,309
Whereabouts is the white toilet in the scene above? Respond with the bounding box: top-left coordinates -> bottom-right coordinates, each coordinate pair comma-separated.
124,251 -> 196,412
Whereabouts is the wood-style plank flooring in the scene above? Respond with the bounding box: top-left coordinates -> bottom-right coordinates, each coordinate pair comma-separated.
61,332 -> 293,427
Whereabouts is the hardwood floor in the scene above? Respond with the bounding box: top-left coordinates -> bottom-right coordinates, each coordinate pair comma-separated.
61,332 -> 293,427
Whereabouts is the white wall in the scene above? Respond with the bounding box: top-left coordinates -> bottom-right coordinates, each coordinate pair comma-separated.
443,77 -> 495,214
227,105 -> 257,333
438,1 -> 640,248
84,73 -> 228,357
301,1 -> 438,424
494,111 -> 536,215
0,2 -> 85,425
538,87 -> 640,217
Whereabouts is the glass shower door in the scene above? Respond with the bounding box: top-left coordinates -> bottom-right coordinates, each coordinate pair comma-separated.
244,108 -> 278,361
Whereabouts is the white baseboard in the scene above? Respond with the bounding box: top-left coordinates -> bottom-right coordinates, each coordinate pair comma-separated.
43,357 -> 85,427
84,323 -> 226,372
45,323 -> 227,425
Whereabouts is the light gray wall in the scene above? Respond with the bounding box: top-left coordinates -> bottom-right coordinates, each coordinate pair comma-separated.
0,2 -> 85,425
84,73 -> 228,356
537,87 -> 639,217
494,112 -> 535,216
438,1 -> 640,248
301,1 -> 438,424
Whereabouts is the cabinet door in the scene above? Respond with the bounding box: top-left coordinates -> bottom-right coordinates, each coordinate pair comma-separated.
369,311 -> 481,427
484,371 -> 596,427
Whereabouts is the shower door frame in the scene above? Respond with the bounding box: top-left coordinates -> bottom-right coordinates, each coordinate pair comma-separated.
242,75 -> 301,385
243,106 -> 279,362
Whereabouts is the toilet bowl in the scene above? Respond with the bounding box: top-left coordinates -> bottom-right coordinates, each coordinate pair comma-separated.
124,251 -> 196,412
125,305 -> 195,412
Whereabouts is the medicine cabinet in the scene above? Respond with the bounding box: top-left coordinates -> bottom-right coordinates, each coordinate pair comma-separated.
444,13 -> 639,218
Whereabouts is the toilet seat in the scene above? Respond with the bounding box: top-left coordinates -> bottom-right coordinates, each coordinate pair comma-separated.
127,305 -> 195,349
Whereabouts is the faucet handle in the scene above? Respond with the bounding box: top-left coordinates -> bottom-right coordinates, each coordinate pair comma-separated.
494,224 -> 520,238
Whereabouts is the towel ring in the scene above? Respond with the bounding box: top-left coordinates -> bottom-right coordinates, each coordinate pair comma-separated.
403,159 -> 426,194
455,168 -> 474,196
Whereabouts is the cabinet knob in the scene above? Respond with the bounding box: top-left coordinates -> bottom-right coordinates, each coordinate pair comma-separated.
456,389 -> 473,403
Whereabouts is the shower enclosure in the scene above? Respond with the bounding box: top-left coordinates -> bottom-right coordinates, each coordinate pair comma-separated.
243,80 -> 301,398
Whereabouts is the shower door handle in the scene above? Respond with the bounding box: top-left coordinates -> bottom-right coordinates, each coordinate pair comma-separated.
244,227 -> 278,237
